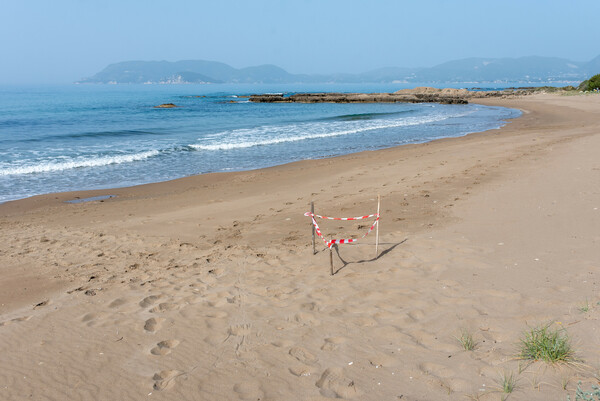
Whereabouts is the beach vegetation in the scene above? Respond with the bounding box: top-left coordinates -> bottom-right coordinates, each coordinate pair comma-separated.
519,323 -> 575,363
497,370 -> 518,396
578,74 -> 600,91
517,361 -> 531,374
589,74 -> 600,90
532,85 -> 576,93
456,329 -> 477,351
578,299 -> 590,313
567,381 -> 600,401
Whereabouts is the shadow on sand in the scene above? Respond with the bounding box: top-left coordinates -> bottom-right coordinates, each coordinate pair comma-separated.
313,239 -> 408,275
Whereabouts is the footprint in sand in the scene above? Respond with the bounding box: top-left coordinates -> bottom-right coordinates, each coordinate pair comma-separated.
412,329 -> 457,353
229,324 -> 251,336
271,340 -> 294,348
294,312 -> 321,326
204,292 -> 229,308
80,312 -> 110,327
321,337 -> 347,351
0,316 -> 32,326
150,339 -> 180,356
203,334 -> 223,346
369,354 -> 400,368
316,367 -> 360,399
300,302 -> 320,312
204,310 -> 228,319
139,295 -> 162,308
407,309 -> 426,321
233,381 -> 264,400
108,297 -> 129,308
144,317 -> 165,333
419,362 -> 456,379
150,302 -> 179,313
289,365 -> 317,377
289,347 -> 318,365
153,370 -> 181,390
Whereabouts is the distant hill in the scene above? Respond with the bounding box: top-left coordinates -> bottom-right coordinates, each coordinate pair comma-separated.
411,56 -> 599,83
78,55 -> 600,84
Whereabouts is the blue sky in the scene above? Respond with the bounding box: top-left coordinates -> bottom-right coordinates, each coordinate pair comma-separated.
2,0 -> 599,83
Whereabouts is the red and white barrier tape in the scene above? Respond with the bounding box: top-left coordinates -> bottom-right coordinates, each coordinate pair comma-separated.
304,212 -> 380,249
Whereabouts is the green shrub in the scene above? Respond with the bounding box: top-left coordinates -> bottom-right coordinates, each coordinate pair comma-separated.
578,74 -> 600,91
578,80 -> 589,91
588,74 -> 600,90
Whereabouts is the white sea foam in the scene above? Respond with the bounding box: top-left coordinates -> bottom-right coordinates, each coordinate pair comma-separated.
190,113 -> 463,151
0,150 -> 160,176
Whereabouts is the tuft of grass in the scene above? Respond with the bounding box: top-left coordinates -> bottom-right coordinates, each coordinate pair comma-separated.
456,329 -> 477,351
519,324 -> 575,363
499,371 -> 518,394
578,299 -> 590,313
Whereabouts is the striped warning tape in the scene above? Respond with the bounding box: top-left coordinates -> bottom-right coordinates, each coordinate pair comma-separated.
304,212 -> 380,249
307,213 -> 377,221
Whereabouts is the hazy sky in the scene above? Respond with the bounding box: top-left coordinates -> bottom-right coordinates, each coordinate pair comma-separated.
2,0 -> 599,83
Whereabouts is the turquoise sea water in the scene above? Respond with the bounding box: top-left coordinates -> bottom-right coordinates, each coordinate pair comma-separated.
0,83 -> 522,203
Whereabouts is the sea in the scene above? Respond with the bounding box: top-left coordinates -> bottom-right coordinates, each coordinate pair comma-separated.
0,83 -> 525,203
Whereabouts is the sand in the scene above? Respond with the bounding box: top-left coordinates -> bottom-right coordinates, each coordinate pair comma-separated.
0,93 -> 599,400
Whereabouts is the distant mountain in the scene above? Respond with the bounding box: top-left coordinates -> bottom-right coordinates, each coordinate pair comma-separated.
412,56 -> 587,83
78,55 -> 600,84
586,54 -> 600,72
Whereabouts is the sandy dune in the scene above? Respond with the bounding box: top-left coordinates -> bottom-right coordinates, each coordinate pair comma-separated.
0,94 -> 599,400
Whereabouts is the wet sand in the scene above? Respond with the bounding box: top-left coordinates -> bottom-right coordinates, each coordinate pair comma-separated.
0,93 -> 599,400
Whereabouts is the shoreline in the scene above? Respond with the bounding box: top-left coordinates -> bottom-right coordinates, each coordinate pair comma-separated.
0,101 -> 521,212
1,93 -> 599,400
0,98 -> 518,207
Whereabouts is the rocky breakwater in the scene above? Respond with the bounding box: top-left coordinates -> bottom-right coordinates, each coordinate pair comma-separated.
249,87 -> 542,105
249,89 -> 469,105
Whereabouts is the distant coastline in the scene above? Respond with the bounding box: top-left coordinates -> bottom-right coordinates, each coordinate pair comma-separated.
76,54 -> 600,84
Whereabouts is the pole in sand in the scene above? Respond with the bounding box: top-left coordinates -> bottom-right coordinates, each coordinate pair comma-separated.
330,239 -> 334,276
375,194 -> 381,258
311,201 -> 315,255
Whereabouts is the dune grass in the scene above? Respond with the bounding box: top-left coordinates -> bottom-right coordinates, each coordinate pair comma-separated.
578,299 -> 590,313
519,324 -> 575,363
499,370 -> 518,396
456,329 -> 477,351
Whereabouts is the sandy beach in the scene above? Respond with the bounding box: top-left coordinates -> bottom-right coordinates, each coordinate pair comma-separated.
1,93 -> 599,400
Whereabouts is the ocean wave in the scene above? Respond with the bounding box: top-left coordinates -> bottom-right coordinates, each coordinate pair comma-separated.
6,129 -> 164,144
318,110 -> 416,122
0,150 -> 160,176
189,113 -> 463,151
